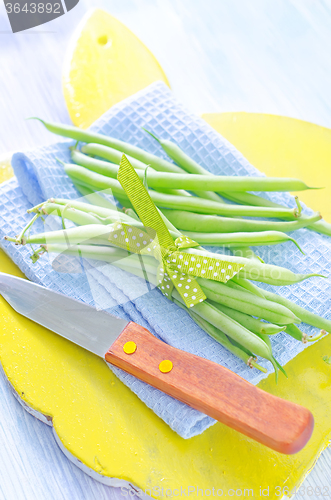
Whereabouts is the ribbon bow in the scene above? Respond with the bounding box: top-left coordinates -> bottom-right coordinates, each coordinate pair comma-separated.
111,155 -> 244,308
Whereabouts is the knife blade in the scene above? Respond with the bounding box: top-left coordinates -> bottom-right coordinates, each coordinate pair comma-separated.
0,271 -> 313,454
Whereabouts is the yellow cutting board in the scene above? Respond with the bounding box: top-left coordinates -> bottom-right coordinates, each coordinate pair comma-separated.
1,8 -> 331,497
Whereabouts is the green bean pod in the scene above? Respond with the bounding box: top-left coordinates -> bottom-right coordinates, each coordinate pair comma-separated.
40,202 -> 101,226
209,301 -> 285,335
172,290 -> 273,360
237,264 -> 324,287
48,198 -> 127,219
196,277 -> 300,324
8,224 -> 123,247
228,275 -> 266,298
181,230 -> 303,252
39,202 -> 138,228
262,288 -> 331,333
285,324 -> 307,342
184,247 -> 323,287
82,143 -> 150,171
141,170 -> 314,193
161,209 -> 322,233
217,192 -> 331,237
186,308 -> 267,372
200,188 -> 331,237
32,118 -> 184,174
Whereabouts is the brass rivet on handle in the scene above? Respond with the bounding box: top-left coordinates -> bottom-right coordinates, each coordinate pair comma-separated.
123,341 -> 137,354
159,360 -> 173,373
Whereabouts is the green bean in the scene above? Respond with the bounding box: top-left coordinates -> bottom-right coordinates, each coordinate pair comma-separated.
65,163 -> 127,196
143,130 -> 317,193
40,198 -> 133,222
228,275 -> 266,298
232,247 -> 264,262
71,177 -> 132,209
237,265 -> 324,287
151,193 -> 300,218
285,324 -> 308,343
196,277 -> 300,324
225,280 -> 255,295
283,324 -> 326,343
40,202 -> 101,226
308,219 -> 331,237
33,200 -> 183,241
203,190 -> 331,237
71,150 -> 191,198
82,143 -> 150,171
142,170 -> 314,193
172,289 -> 273,360
38,202 -> 140,229
180,230 -> 303,252
81,143 -> 222,203
71,150 -> 126,176
185,247 -> 323,286
223,193 -> 331,237
32,118 -> 185,173
185,308 -> 267,373
252,333 -> 287,380
65,164 -> 302,219
161,209 -> 322,233
227,277 -> 266,298
6,224 -> 124,247
202,186 -> 331,237
261,288 -> 331,333
209,301 -> 285,335
37,119 -> 226,203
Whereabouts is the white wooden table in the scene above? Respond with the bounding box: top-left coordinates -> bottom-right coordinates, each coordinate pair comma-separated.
0,1 -> 330,498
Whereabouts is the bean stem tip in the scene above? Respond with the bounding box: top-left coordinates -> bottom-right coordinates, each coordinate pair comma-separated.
142,127 -> 161,144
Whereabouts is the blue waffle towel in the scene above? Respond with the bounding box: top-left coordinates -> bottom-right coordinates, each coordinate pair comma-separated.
0,82 -> 330,438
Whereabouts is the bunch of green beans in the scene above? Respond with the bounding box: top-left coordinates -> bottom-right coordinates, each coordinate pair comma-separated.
8,199 -> 320,287
142,128 -> 331,237
33,119 -> 329,237
39,118 -> 323,261
30,200 -> 304,252
19,118 -> 330,379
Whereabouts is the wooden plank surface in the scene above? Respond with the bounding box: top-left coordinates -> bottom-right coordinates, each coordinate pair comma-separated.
0,0 -> 331,498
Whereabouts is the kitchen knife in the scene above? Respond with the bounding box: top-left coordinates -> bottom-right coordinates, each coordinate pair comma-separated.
0,271 -> 313,454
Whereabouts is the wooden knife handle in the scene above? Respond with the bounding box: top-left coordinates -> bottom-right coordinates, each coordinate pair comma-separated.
105,322 -> 314,454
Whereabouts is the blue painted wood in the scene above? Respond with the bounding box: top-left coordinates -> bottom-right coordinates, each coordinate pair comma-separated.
0,0 -> 330,498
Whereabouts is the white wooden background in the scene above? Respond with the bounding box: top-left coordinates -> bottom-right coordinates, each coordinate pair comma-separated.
0,1 -> 331,498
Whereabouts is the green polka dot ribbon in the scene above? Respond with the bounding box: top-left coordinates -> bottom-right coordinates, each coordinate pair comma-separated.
111,155 -> 245,308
